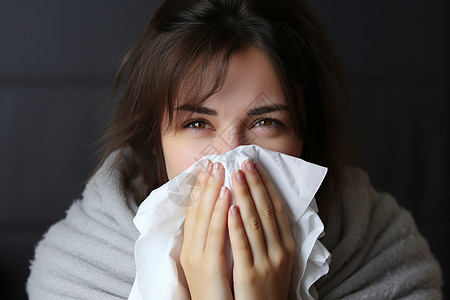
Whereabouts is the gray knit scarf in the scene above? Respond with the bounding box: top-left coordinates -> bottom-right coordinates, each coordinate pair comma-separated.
27,151 -> 442,299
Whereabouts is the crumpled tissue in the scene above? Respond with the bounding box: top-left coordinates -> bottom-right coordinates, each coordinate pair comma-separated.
129,145 -> 330,299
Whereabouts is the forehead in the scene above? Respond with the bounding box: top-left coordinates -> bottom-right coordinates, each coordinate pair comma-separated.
199,46 -> 286,110
178,46 -> 286,109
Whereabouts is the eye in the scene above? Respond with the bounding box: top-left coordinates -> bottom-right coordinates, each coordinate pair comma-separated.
254,119 -> 274,127
252,118 -> 282,128
183,120 -> 214,131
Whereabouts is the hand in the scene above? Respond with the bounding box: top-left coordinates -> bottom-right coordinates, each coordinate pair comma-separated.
228,159 -> 295,300
180,160 -> 233,300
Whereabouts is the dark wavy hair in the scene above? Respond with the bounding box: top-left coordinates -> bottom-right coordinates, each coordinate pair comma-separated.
97,0 -> 354,217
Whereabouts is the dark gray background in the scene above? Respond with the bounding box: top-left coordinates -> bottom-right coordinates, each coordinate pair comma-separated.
1,0 -> 448,299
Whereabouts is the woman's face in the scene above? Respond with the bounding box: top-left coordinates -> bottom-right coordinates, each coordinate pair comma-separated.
161,46 -> 304,180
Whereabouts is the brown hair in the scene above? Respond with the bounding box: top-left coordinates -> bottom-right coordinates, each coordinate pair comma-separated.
97,0 -> 354,214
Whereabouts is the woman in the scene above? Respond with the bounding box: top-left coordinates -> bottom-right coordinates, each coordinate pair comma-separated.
27,0 -> 442,299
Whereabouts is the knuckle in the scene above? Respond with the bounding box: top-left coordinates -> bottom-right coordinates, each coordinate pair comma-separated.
195,174 -> 207,187
206,174 -> 219,187
244,271 -> 258,285
234,240 -> 249,252
248,217 -> 262,231
271,247 -> 288,266
207,224 -> 219,238
260,203 -> 274,217
190,186 -> 203,204
195,208 -> 208,222
285,236 -> 296,255
272,199 -> 285,213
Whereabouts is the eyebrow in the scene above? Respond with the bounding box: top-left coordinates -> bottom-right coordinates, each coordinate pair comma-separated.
176,104 -> 289,116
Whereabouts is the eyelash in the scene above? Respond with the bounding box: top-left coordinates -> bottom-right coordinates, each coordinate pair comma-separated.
182,119 -> 214,131
181,118 -> 283,131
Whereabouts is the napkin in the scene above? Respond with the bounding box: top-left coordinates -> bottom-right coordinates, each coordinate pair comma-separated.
129,145 -> 330,299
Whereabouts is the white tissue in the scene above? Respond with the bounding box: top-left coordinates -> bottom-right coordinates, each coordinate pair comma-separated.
129,145 -> 330,300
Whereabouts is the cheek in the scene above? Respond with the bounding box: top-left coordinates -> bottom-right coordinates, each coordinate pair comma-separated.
253,134 -> 303,158
162,137 -> 208,180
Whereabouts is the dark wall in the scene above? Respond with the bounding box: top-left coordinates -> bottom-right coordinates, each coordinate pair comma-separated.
1,1 -> 448,299
308,1 -> 449,297
0,1 -> 160,299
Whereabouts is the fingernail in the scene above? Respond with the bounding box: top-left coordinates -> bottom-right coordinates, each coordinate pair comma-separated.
235,170 -> 244,182
245,159 -> 255,172
219,186 -> 226,198
202,159 -> 209,170
230,205 -> 239,216
212,162 -> 220,175
203,160 -> 211,175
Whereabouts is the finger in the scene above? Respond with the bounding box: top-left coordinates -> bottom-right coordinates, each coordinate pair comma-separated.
191,162 -> 225,253
232,169 -> 267,261
189,159 -> 212,205
254,161 -> 295,253
228,205 -> 253,267
184,159 -> 212,245
241,159 -> 281,251
205,186 -> 230,256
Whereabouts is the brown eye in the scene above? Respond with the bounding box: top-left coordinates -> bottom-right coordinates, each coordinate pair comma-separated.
192,121 -> 206,128
183,120 -> 213,130
258,119 -> 273,126
254,119 -> 276,127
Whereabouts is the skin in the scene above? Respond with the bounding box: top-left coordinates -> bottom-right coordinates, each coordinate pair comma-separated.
161,46 -> 304,299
